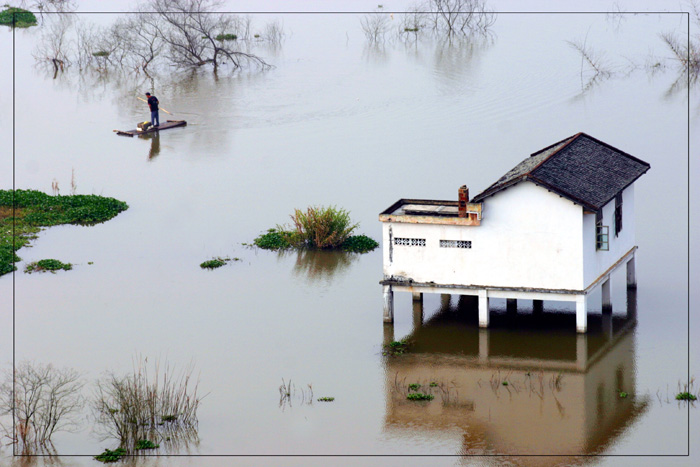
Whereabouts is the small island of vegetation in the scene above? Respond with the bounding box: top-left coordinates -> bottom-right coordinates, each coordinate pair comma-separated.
0,189 -> 128,276
254,206 -> 378,253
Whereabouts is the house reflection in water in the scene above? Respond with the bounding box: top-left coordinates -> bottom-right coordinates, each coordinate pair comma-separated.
383,291 -> 648,460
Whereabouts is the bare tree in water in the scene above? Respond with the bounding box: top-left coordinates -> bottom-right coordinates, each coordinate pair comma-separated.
0,362 -> 85,454
423,0 -> 495,36
148,0 -> 271,71
32,14 -> 72,78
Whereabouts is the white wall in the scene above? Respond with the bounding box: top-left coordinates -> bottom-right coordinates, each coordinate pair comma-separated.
582,185 -> 636,288
383,181 -> 585,291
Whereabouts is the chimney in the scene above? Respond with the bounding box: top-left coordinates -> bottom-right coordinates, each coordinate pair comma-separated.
458,185 -> 469,218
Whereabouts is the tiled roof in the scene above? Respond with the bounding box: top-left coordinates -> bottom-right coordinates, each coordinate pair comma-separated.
471,133 -> 650,211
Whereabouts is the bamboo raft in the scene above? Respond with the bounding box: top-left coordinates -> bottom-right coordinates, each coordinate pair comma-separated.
115,120 -> 187,137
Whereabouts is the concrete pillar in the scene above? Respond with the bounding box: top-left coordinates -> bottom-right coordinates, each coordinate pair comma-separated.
601,277 -> 612,314
626,287 -> 638,321
412,296 -> 424,329
506,299 -> 517,314
383,323 -> 395,346
533,299 -> 543,315
441,294 -> 451,308
478,329 -> 489,363
412,291 -> 423,302
626,256 -> 637,289
576,334 -> 588,371
602,311 -> 613,341
576,295 -> 587,333
383,285 -> 394,323
478,290 -> 489,328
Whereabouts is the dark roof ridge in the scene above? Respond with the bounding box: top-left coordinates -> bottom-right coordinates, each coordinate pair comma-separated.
527,132 -> 583,174
530,132 -> 582,157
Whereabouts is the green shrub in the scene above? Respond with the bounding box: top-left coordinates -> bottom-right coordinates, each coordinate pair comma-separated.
0,7 -> 37,27
135,439 -> 159,450
341,234 -> 378,253
25,258 -> 72,273
215,33 -> 238,41
290,206 -> 357,249
94,447 -> 127,463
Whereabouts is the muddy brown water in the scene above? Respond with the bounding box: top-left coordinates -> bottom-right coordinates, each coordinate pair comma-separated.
1,2 -> 697,466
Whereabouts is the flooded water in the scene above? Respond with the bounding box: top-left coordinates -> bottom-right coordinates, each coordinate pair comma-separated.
1,1 -> 698,465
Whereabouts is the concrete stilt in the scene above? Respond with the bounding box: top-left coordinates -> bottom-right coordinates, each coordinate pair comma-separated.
576,295 -> 588,333
478,329 -> 489,363
441,294 -> 451,308
627,256 -> 637,289
478,290 -> 489,328
412,291 -> 423,301
602,312 -> 613,340
576,333 -> 588,370
533,299 -> 543,315
626,287 -> 637,321
601,277 -> 612,314
383,323 -> 395,346
506,299 -> 517,314
412,297 -> 424,329
383,285 -> 394,323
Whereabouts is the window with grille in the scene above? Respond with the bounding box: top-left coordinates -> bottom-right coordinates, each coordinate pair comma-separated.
596,225 -> 609,251
394,237 -> 426,247
440,240 -> 472,249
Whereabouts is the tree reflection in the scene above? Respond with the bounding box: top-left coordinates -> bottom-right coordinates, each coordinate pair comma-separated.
291,249 -> 357,284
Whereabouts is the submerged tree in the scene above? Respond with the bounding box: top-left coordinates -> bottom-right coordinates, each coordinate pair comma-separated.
0,362 -> 85,454
422,0 -> 495,36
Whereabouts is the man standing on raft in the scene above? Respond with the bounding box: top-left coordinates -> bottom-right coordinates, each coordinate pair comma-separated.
145,92 -> 159,128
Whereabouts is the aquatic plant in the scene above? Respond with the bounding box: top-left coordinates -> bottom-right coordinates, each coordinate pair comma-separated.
429,381 -> 438,387
254,228 -> 295,250
619,391 -> 629,398
24,259 -> 73,273
215,33 -> 238,41
317,397 -> 335,402
134,439 -> 159,450
676,392 -> 697,401
408,383 -> 421,391
279,379 -> 314,408
406,392 -> 434,401
93,357 -> 201,451
0,189 -> 128,277
0,7 -> 37,28
383,339 -> 411,356
94,447 -> 127,463
341,235 -> 379,253
289,206 -> 358,249
92,51 -> 111,57
200,257 -> 232,269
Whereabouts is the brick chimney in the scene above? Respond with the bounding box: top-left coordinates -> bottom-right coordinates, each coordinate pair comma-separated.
458,185 -> 469,218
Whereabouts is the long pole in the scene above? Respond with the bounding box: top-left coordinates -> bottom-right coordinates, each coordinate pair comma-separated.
137,96 -> 173,115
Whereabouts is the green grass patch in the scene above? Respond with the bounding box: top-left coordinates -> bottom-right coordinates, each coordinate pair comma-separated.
254,228 -> 295,250
676,392 -> 697,401
317,397 -> 335,402
619,391 -> 628,398
406,392 -> 434,401
408,383 -> 421,391
341,234 -> 378,253
134,439 -> 159,450
200,256 -> 240,269
0,190 -> 128,277
383,339 -> 410,356
0,7 -> 37,28
25,258 -> 72,273
94,447 -> 127,463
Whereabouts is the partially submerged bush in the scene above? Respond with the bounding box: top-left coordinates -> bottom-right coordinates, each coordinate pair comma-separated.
25,258 -> 72,273
341,235 -> 378,253
0,7 -> 37,28
254,228 -> 295,250
94,447 -> 127,463
215,33 -> 238,41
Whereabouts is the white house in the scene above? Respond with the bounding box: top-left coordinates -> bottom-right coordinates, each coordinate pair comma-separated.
379,133 -> 650,333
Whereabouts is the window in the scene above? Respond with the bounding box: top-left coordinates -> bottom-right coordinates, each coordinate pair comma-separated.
440,240 -> 472,249
614,193 -> 623,236
394,237 -> 426,247
596,209 -> 609,251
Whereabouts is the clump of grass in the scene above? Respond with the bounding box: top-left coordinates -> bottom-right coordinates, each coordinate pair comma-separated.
675,378 -> 698,402
317,397 -> 335,402
404,27 -> 419,32
94,447 -> 127,463
406,392 -> 434,401
383,339 -> 411,356
134,439 -> 159,450
215,33 -> 238,41
341,235 -> 379,253
0,190 -> 128,277
408,383 -> 421,391
502,381 -> 509,386
290,206 -> 358,249
25,259 -> 72,273
676,392 -> 697,401
619,391 -> 628,398
0,7 -> 37,28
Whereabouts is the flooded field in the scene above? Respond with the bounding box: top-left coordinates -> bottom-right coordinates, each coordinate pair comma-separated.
1,1 -> 697,465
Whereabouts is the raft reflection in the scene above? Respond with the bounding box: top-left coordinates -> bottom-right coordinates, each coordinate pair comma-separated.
383,291 -> 647,460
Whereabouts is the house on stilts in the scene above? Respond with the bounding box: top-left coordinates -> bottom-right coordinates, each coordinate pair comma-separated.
379,132 -> 650,333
